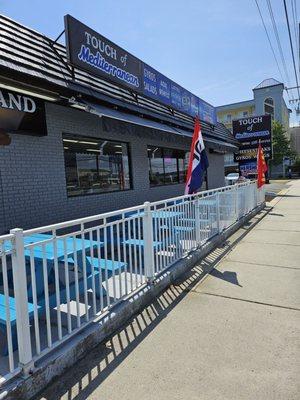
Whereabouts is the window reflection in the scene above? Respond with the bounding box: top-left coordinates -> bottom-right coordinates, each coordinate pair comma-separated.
63,135 -> 131,196
148,147 -> 164,185
148,146 -> 189,186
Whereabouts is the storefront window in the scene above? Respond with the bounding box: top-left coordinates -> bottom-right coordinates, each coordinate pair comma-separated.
148,146 -> 188,186
63,135 -> 131,196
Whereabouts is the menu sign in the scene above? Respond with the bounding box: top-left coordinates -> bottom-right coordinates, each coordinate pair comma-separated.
232,115 -> 272,176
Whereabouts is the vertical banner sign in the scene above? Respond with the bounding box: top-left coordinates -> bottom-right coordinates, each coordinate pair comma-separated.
64,15 -> 217,125
232,115 -> 272,177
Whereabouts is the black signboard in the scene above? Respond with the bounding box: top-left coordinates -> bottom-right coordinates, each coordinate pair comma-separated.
64,15 -> 217,125
0,88 -> 47,136
232,114 -> 272,176
64,15 -> 142,92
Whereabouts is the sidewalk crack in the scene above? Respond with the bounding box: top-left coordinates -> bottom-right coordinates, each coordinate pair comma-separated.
196,291 -> 300,311
223,260 -> 300,271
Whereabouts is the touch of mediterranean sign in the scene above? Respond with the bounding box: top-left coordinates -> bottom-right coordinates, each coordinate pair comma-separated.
232,114 -> 272,176
64,15 -> 217,125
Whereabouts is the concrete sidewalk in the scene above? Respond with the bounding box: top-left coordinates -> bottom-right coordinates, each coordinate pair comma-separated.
36,181 -> 300,400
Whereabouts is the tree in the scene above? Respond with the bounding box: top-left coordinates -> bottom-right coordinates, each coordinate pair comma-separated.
271,121 -> 294,166
293,156 -> 300,168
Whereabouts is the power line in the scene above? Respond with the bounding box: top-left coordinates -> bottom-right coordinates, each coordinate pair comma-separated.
266,0 -> 291,86
293,0 -> 300,80
255,0 -> 293,105
290,0 -> 299,72
283,0 -> 300,99
254,0 -> 286,85
265,0 -> 293,104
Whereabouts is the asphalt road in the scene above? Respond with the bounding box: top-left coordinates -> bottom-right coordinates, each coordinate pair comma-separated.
265,179 -> 292,194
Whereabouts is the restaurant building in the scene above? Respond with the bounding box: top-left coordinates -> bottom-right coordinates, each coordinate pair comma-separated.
0,14 -> 238,234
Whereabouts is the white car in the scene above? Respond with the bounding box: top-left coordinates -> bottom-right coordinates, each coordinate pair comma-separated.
225,172 -> 239,185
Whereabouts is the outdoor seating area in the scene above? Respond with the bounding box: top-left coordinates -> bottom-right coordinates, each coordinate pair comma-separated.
0,181 -> 264,383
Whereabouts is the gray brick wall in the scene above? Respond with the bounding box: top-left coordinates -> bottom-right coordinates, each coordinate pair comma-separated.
0,103 -> 225,233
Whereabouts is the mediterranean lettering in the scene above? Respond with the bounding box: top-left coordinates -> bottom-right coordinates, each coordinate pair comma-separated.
235,130 -> 270,139
78,45 -> 140,88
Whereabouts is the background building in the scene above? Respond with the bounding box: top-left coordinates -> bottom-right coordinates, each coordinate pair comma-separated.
216,78 -> 292,178
216,78 -> 291,132
290,126 -> 300,155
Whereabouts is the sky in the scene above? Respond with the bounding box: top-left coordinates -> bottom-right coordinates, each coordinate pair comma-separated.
1,0 -> 299,125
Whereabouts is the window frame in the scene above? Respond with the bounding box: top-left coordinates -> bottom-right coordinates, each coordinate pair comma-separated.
264,97 -> 275,119
62,133 -> 133,198
148,145 -> 189,187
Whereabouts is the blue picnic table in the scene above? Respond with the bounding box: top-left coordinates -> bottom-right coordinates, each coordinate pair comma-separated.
129,210 -> 184,219
3,233 -> 105,308
122,210 -> 185,253
1,232 -> 126,354
0,294 -> 38,356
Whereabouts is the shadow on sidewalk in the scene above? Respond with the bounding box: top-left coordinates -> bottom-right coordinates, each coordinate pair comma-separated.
209,269 -> 242,287
268,212 -> 284,217
34,209 -> 267,400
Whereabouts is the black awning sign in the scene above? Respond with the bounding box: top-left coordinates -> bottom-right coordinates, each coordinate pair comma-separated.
64,15 -> 141,92
0,89 -> 36,113
0,89 -> 47,136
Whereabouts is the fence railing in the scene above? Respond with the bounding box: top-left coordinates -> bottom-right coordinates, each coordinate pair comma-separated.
0,181 -> 264,382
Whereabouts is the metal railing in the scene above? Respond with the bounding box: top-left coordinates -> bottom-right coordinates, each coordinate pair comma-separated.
0,181 -> 264,382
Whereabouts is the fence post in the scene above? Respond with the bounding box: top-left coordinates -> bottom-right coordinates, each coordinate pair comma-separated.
195,197 -> 201,245
216,192 -> 221,233
143,202 -> 155,283
234,185 -> 238,221
10,228 -> 34,374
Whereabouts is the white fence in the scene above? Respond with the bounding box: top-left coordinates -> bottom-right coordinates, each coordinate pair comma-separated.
0,181 -> 264,382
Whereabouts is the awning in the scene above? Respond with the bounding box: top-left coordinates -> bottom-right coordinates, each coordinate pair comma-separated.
80,100 -> 192,137
77,100 -> 238,152
173,126 -> 238,152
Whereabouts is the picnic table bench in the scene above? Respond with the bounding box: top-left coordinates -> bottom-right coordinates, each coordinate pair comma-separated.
0,293 -> 38,355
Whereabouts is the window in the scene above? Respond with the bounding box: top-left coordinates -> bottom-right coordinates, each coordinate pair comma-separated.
227,114 -> 232,122
264,97 -> 274,119
224,152 -> 235,166
63,135 -> 131,197
243,111 -> 248,117
148,146 -> 189,186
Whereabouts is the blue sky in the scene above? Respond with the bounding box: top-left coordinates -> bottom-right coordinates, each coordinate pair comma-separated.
1,0 -> 299,125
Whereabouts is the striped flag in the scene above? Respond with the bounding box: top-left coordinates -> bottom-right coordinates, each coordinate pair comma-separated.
185,116 -> 209,194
